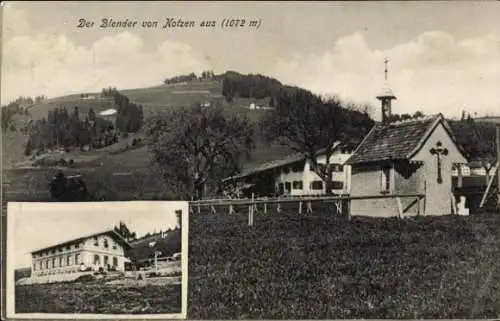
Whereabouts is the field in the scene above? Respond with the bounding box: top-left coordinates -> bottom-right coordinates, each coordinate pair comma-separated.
15,277 -> 181,314
188,209 -> 500,319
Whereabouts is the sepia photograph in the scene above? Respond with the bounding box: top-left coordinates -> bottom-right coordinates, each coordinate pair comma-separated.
6,201 -> 188,319
1,1 -> 500,320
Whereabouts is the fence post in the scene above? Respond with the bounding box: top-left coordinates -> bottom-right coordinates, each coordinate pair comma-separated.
210,205 -> 216,215
264,198 -> 267,214
197,203 -> 201,214
299,200 -> 303,215
277,197 -> 281,213
229,204 -> 235,215
248,204 -> 254,226
307,201 -> 312,215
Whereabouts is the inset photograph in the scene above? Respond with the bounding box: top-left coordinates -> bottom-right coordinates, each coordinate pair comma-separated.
6,201 -> 188,319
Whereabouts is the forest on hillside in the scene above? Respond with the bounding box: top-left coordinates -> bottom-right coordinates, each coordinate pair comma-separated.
21,88 -> 144,156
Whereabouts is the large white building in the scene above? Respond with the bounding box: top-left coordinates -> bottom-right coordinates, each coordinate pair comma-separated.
30,230 -> 131,277
223,142 -> 353,196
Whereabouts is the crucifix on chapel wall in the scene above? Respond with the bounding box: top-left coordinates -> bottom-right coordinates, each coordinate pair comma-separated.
429,141 -> 449,184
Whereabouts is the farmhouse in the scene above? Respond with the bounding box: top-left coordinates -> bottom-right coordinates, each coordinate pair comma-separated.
223,142 -> 354,197
346,60 -> 468,217
30,229 -> 131,277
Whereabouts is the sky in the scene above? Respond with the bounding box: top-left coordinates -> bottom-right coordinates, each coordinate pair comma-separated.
7,201 -> 187,268
1,1 -> 499,118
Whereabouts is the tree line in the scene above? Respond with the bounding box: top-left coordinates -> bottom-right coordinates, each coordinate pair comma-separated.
163,70 -> 216,85
24,106 -> 116,155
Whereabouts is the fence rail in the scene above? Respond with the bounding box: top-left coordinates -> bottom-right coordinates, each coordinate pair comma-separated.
189,193 -> 425,226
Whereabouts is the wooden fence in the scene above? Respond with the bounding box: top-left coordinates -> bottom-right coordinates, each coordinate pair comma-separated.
189,193 -> 425,226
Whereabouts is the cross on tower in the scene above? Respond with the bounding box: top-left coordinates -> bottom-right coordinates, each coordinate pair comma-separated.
384,57 -> 389,81
430,141 -> 449,184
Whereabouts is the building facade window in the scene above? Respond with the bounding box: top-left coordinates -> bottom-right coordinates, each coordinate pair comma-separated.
67,255 -> 71,266
380,166 -> 391,193
59,256 -> 63,267
113,257 -> 118,267
75,254 -> 80,265
104,239 -> 109,248
311,181 -> 323,190
333,164 -> 344,172
284,182 -> 291,192
93,237 -> 98,246
66,245 -> 71,250
39,261 -> 43,270
332,181 -> 344,190
94,254 -> 100,265
104,256 -> 109,267
292,181 -> 303,190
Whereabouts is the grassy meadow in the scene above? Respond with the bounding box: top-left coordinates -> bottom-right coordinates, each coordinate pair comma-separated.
188,209 -> 500,319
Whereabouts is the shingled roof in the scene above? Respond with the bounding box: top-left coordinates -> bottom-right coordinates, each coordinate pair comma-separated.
346,113 -> 463,165
223,141 -> 352,181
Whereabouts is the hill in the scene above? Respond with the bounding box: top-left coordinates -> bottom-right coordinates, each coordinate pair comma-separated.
2,71 -> 373,201
127,228 -> 181,265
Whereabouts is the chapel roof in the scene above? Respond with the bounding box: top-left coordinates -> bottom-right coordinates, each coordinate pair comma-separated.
345,113 -> 466,165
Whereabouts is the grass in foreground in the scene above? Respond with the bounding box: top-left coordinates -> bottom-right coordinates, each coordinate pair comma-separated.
15,280 -> 181,314
188,210 -> 500,319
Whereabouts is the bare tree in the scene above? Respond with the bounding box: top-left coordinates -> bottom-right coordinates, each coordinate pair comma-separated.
146,104 -> 254,200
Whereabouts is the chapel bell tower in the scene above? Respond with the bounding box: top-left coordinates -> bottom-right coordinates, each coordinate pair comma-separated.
376,57 -> 397,123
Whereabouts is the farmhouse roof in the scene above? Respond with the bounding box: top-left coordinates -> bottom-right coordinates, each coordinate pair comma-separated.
346,113 -> 467,165
223,141 -> 353,181
30,229 -> 131,255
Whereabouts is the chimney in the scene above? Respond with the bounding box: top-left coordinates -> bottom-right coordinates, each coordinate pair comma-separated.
376,57 -> 397,123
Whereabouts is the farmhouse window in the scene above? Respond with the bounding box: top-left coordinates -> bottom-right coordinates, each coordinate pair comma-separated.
283,167 -> 290,174
293,181 -> 303,190
75,243 -> 79,249
33,263 -> 37,271
52,258 -> 56,268
332,181 -> 344,190
67,255 -> 71,266
104,239 -> 109,248
93,237 -> 98,246
59,248 -> 63,252
59,256 -> 63,267
285,182 -> 291,192
104,256 -> 109,266
311,181 -> 323,190
278,183 -> 284,194
51,249 -> 55,254
75,254 -> 80,265
94,255 -> 100,265
333,164 -> 344,172
66,245 -> 70,250
113,257 -> 118,267
45,260 -> 49,269
380,166 -> 391,193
